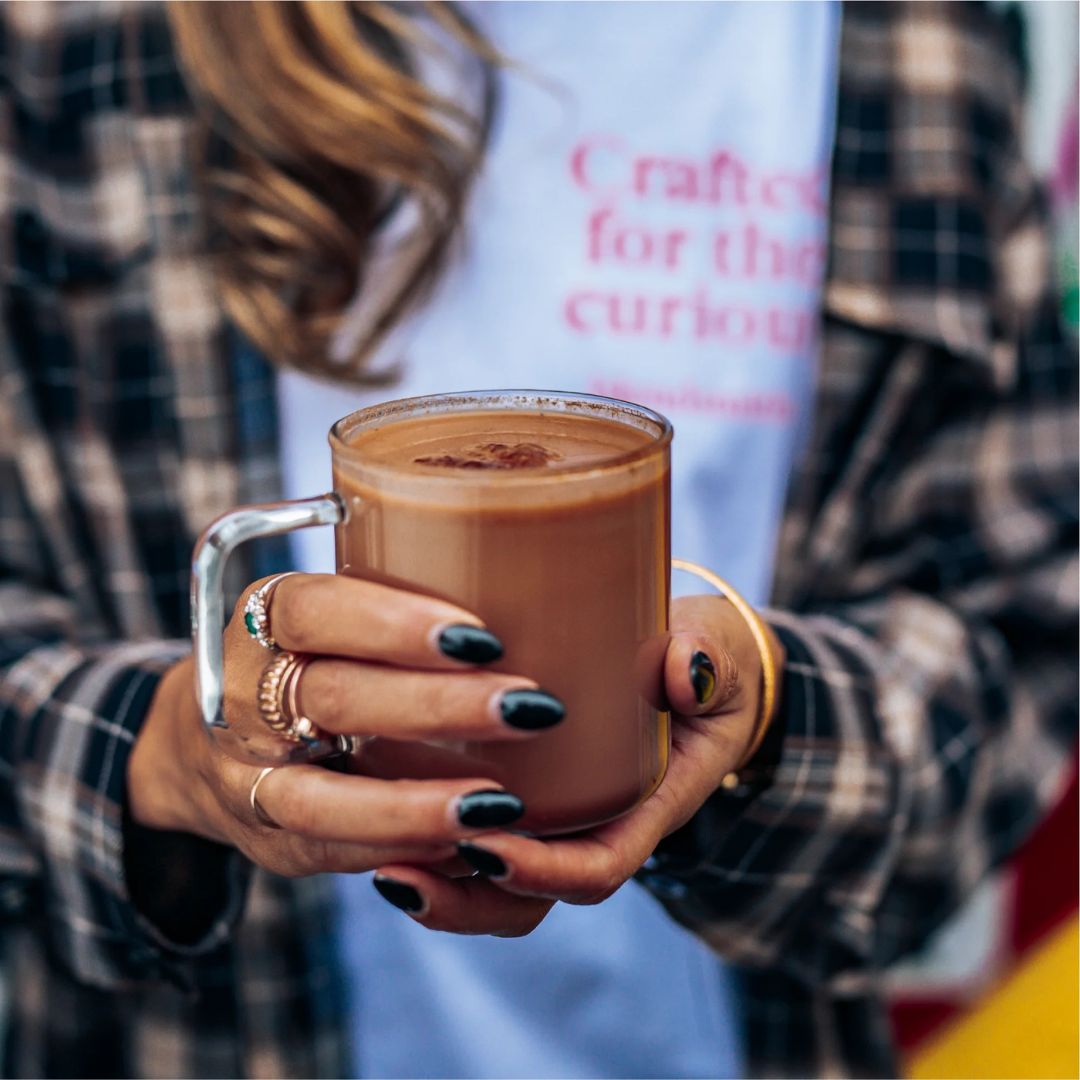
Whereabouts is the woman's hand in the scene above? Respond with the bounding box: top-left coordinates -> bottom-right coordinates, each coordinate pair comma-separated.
127,574 -> 565,881
370,594 -> 783,934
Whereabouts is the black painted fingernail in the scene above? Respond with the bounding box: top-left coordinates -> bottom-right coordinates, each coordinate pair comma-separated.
457,842 -> 508,879
372,875 -> 424,914
457,789 -> 526,828
499,688 -> 566,730
438,624 -> 504,664
690,650 -> 716,705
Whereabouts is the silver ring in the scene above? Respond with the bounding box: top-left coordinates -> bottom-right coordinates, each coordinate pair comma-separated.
249,766 -> 282,829
242,572 -> 297,650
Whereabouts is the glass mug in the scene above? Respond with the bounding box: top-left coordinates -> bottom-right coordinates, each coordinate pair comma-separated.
192,390 -> 672,835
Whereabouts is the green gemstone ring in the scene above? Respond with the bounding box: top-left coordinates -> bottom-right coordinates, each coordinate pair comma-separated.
242,572 -> 297,651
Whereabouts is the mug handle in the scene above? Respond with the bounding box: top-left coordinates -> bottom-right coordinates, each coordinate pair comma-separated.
191,493 -> 352,765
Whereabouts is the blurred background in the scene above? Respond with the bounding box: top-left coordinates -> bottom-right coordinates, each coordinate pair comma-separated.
1007,1 -> 1078,333
889,9 -> 1078,1078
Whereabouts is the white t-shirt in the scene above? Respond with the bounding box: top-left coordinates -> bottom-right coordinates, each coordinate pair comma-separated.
276,4 -> 840,1077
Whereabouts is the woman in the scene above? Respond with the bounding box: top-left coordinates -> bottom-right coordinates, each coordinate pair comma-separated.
0,2 -> 1075,1078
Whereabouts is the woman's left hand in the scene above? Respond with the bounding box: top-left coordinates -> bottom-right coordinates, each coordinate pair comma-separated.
371,594 -> 783,935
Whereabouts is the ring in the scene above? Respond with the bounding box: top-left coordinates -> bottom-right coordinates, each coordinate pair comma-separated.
257,650 -> 323,742
243,572 -> 297,650
249,766 -> 282,829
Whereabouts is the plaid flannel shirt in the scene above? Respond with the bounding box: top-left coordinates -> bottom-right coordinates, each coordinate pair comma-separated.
0,3 -> 1075,1078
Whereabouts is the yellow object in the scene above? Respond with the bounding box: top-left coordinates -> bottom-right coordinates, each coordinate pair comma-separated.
908,917 -> 1080,1080
670,558 -> 779,770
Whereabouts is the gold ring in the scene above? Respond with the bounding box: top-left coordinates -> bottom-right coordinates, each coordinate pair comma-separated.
249,766 -> 282,829
672,558 -> 780,776
257,650 -> 322,742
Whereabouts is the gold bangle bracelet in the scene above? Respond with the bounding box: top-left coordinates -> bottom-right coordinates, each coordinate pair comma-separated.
672,558 -> 781,776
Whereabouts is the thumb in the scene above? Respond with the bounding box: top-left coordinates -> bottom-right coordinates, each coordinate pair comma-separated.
663,632 -> 740,716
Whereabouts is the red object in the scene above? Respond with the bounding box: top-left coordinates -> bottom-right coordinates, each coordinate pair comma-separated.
890,755 -> 1079,1054
1009,761 -> 1079,955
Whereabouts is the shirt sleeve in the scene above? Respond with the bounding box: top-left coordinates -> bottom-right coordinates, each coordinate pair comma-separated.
0,583 -> 249,991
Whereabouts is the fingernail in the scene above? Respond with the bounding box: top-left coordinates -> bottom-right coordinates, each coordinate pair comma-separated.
372,875 -> 424,914
457,841 -> 509,879
499,688 -> 566,730
690,650 -> 716,705
438,624 -> 504,664
457,789 -> 525,828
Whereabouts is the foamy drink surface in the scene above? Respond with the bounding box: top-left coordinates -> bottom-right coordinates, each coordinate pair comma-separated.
346,409 -> 653,474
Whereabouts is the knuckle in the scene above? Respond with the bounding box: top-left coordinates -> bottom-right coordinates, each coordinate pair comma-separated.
379,784 -> 446,842
271,781 -> 316,835
243,836 -> 308,879
271,856 -> 313,880
431,674 -> 508,735
595,847 -> 627,899
268,856 -> 307,879
424,679 -> 474,731
306,661 -> 349,729
274,580 -> 318,649
320,846 -> 373,874
291,838 -> 332,876
262,836 -> 334,879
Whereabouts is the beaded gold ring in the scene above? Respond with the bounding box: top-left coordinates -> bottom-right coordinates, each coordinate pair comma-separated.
256,650 -> 321,742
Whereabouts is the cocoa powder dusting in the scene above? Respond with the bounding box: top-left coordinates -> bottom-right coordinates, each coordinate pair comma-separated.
414,442 -> 561,470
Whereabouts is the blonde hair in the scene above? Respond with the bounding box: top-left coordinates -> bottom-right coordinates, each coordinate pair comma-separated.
166,1 -> 495,380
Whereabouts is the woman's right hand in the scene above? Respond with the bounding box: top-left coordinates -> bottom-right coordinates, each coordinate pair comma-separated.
127,574 -> 564,883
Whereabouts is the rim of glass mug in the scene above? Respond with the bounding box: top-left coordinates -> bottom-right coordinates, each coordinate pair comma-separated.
328,389 -> 673,488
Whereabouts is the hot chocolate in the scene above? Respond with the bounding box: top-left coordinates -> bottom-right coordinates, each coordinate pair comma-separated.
333,399 -> 671,835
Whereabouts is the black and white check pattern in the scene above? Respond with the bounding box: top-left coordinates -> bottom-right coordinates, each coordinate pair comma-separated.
0,3 -> 1075,1078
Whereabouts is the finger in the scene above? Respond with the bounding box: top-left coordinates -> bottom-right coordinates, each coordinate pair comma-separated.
450,828 -> 654,904
255,573 -> 505,669
263,839 -> 459,878
663,632 -> 740,716
228,759 -> 529,844
370,866 -> 554,936
445,780 -> 689,903
297,659 -> 565,740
